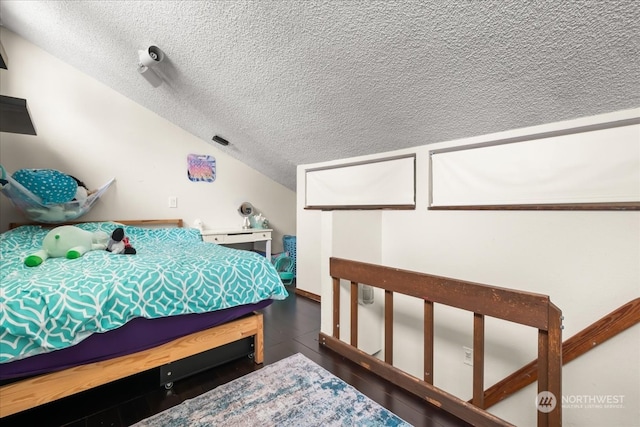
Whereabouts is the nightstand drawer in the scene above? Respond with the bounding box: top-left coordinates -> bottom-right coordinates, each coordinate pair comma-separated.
224,231 -> 271,244
202,234 -> 225,244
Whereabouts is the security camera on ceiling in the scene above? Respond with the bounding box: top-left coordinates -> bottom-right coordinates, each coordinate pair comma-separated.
137,45 -> 164,87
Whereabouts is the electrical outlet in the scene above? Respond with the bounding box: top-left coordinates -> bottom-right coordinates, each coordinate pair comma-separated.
463,346 -> 473,366
168,196 -> 178,208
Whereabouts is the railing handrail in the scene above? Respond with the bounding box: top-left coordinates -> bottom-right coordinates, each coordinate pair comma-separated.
331,257 -> 555,330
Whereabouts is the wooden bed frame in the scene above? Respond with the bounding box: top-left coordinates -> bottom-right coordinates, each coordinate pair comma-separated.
0,313 -> 263,417
0,219 -> 266,418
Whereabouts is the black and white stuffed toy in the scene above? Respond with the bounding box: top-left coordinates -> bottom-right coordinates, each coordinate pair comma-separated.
106,227 -> 136,255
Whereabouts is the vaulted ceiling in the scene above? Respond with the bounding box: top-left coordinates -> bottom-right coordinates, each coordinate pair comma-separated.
1,1 -> 638,190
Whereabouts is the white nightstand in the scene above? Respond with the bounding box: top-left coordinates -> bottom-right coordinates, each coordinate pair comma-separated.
201,228 -> 272,259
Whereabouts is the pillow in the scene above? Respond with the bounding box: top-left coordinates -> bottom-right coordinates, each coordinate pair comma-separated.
12,169 -> 78,205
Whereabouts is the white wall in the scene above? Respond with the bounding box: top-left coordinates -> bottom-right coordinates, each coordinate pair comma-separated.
296,108 -> 640,426
0,28 -> 295,251
319,210 -> 384,355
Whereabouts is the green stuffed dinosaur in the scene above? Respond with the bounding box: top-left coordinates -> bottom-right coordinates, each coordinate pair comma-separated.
24,225 -> 109,267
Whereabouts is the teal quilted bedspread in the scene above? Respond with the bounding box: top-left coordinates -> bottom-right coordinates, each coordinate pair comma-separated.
0,222 -> 288,363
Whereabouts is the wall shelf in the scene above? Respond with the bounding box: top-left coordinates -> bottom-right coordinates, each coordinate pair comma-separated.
0,95 -> 37,135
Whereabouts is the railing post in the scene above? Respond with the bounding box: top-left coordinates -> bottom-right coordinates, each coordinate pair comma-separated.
537,304 -> 562,427
424,300 -> 434,384
332,277 -> 340,338
385,290 -> 394,364
473,313 -> 485,408
350,281 -> 358,347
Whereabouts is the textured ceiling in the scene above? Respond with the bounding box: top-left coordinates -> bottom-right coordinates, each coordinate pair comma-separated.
1,1 -> 639,190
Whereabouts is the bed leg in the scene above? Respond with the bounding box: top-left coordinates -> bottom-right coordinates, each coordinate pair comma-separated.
254,312 -> 264,364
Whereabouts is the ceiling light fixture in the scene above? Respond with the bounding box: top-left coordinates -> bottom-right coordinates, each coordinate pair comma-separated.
137,45 -> 164,87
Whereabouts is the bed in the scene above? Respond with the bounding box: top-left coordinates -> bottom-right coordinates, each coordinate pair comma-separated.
0,219 -> 288,417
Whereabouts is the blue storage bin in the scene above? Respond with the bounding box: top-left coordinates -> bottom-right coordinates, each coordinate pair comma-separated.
283,235 -> 297,278
273,252 -> 294,285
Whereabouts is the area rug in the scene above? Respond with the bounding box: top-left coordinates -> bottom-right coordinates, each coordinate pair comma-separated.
133,353 -> 412,426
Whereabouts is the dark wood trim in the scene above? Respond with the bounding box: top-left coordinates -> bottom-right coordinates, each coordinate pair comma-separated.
481,298 -> 640,409
320,333 -> 516,427
304,204 -> 415,211
429,202 -> 640,211
293,287 -> 321,303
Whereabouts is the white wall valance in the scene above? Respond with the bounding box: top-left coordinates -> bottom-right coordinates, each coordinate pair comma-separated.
430,121 -> 640,209
305,155 -> 415,209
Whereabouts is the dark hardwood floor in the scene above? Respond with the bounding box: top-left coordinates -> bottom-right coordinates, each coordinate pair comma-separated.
2,285 -> 470,427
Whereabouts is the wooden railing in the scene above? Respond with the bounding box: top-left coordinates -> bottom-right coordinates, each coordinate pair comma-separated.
480,298 -> 640,409
319,258 -> 563,427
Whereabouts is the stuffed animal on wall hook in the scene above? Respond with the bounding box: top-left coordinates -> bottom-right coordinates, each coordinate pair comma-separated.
24,225 -> 109,267
106,227 -> 136,254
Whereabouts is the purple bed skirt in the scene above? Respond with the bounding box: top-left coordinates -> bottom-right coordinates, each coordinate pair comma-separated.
0,300 -> 273,381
